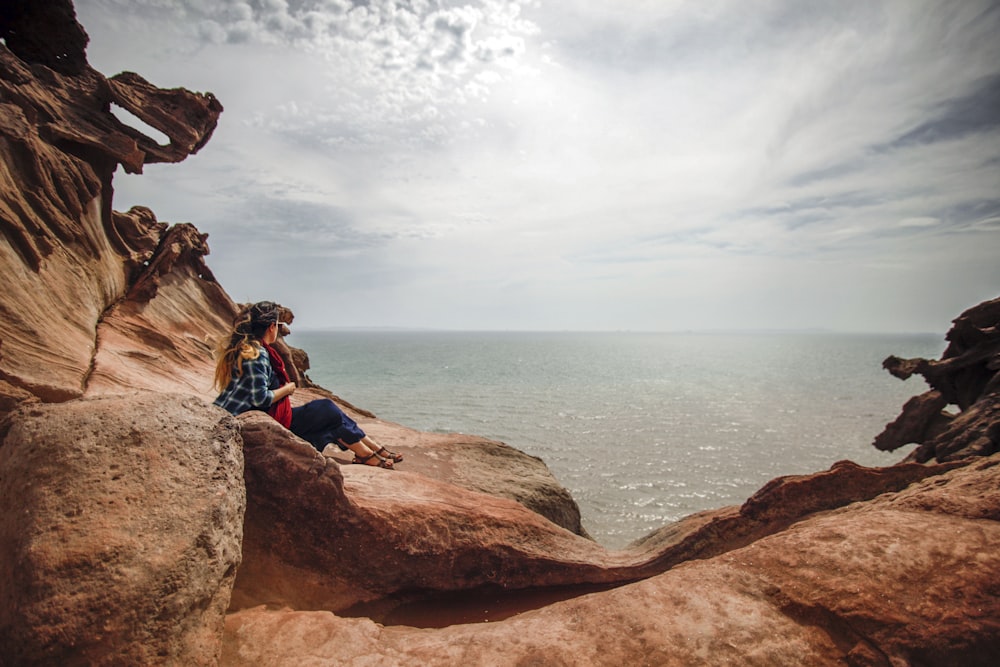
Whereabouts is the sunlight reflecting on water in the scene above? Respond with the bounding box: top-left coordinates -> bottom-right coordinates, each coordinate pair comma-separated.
297,330 -> 943,549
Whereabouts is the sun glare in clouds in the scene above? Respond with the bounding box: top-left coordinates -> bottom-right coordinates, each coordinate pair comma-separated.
76,0 -> 1000,332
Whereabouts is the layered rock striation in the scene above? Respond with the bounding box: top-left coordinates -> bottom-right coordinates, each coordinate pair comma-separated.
2,2 -> 999,665
0,0 -> 227,407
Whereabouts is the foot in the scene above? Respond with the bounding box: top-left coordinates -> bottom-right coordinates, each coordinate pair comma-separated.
375,447 -> 403,463
352,452 -> 394,469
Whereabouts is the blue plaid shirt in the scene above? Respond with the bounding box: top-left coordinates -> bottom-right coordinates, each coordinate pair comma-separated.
214,346 -> 277,415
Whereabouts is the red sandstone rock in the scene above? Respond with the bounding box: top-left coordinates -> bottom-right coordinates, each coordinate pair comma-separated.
230,406 -> 605,614
2,2 -> 999,665
0,0 -> 224,409
0,392 -> 245,665
87,221 -> 234,399
354,409 -> 590,536
876,296 -> 1000,462
230,402 -> 970,626
220,455 -> 1000,666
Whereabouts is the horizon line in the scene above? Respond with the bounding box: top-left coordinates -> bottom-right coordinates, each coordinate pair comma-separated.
289,326 -> 945,337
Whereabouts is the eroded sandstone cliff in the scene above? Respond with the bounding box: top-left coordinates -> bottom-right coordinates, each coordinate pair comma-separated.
875,296 -> 1000,463
1,2 -> 999,666
0,0 -> 228,407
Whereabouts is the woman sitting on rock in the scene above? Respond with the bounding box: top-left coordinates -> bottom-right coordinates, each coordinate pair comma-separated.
213,301 -> 403,469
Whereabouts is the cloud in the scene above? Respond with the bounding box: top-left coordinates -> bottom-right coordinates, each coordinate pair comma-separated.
887,74 -> 1000,149
75,0 -> 1000,333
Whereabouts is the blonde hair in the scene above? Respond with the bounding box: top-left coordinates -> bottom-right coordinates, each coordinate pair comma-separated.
213,304 -> 270,391
213,333 -> 261,392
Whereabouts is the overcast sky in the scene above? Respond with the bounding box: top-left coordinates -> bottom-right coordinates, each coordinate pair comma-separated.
76,0 -> 999,333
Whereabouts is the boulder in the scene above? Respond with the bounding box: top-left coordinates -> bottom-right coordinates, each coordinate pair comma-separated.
332,397 -> 590,536
230,408 -> 609,615
0,392 -> 245,665
221,455 -> 1000,666
229,400 -> 969,629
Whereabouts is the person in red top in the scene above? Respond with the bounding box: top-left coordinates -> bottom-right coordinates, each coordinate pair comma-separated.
213,301 -> 402,469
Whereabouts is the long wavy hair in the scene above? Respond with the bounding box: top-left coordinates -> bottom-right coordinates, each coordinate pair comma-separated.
213,302 -> 280,391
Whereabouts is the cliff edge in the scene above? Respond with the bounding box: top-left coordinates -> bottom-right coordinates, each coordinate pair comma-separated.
2,2 -> 998,665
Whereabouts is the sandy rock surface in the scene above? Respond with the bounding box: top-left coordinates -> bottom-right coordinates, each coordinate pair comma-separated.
220,456 -> 1000,666
0,392 -> 245,665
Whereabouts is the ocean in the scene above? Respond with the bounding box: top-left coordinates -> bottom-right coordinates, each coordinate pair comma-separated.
294,330 -> 944,550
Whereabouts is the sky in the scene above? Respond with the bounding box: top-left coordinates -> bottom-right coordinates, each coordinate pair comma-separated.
74,0 -> 999,333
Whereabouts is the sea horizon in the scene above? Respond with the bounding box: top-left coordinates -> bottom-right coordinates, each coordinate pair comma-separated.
297,329 -> 945,549
293,325 -> 946,336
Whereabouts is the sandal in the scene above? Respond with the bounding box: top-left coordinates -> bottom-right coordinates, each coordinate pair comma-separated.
352,453 -> 394,469
375,447 -> 404,463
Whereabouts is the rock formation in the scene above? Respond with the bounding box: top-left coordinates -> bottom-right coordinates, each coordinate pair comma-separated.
223,454 -> 1000,666
875,296 -> 1000,462
0,393 -> 244,665
2,2 -> 999,665
0,0 -> 227,407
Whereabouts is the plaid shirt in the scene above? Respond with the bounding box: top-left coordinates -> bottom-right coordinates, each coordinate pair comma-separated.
214,347 -> 276,415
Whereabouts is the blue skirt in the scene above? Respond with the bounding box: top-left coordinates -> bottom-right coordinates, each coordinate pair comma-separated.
290,398 -> 366,452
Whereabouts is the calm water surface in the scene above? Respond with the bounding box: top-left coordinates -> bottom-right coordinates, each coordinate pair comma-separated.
295,331 -> 943,549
